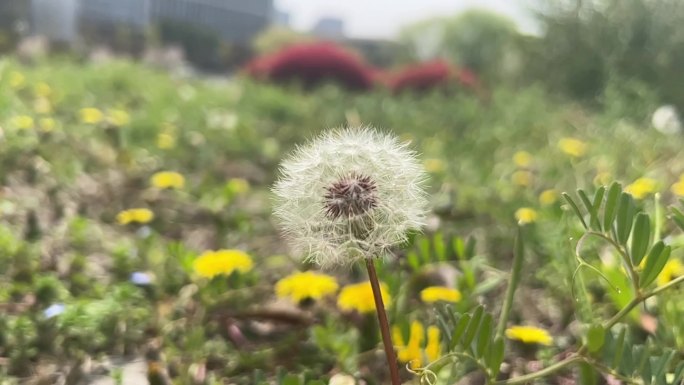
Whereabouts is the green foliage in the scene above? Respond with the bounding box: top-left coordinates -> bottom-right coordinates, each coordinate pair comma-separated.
399,8 -> 519,78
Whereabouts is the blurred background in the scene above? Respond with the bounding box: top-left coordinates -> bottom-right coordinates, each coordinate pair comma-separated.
1,0 -> 682,108
2,1 -> 684,384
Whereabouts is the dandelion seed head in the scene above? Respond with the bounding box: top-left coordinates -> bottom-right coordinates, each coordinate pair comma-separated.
272,127 -> 429,268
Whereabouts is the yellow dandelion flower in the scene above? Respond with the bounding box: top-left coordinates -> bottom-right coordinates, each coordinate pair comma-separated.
657,259 -> 684,287
79,108 -> 104,124
11,115 -> 34,130
512,170 -> 533,187
558,137 -> 587,157
275,271 -> 339,303
515,207 -> 538,225
392,326 -> 409,362
33,97 -> 52,114
151,171 -> 185,189
513,151 -> 533,168
34,82 -> 52,98
116,208 -> 154,225
9,71 -> 25,89
405,321 -> 425,369
39,118 -> 56,132
193,249 -> 254,278
539,189 -> 558,206
625,178 -> 658,200
671,178 -> 684,197
337,281 -> 391,314
157,132 -> 176,149
226,178 -> 250,195
423,158 -> 446,173
108,109 -> 130,127
505,325 -> 553,346
425,326 -> 442,363
420,286 -> 462,304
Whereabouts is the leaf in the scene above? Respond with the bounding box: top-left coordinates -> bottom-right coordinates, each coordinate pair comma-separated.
419,237 -> 431,264
563,192 -> 588,229
631,213 -> 651,266
586,324 -> 605,353
486,337 -> 505,378
475,313 -> 492,358
652,350 -> 675,381
603,182 -> 622,231
453,237 -> 465,260
281,374 -> 301,385
611,327 -> 627,370
641,242 -> 671,288
672,361 -> 684,385
591,186 -> 606,231
407,250 -> 420,271
671,207 -> 684,232
578,189 -> 600,230
434,233 -> 446,261
617,193 -> 635,245
450,314 -> 471,350
462,306 -> 484,349
465,237 -> 476,260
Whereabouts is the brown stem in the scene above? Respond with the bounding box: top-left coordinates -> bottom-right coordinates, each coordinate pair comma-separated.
365,258 -> 401,385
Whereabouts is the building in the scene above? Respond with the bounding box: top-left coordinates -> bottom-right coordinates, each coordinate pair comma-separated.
27,0 -> 272,45
151,0 -> 273,43
31,0 -> 78,42
311,16 -> 344,39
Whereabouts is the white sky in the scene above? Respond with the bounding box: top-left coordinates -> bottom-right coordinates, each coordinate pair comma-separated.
274,0 -> 538,39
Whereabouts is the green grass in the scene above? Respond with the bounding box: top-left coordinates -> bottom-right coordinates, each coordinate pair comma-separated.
1,56 -> 683,384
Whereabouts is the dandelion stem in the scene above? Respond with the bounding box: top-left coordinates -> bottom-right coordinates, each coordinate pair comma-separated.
366,258 -> 401,385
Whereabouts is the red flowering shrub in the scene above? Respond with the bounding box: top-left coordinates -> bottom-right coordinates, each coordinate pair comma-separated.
388,60 -> 452,93
243,42 -> 375,90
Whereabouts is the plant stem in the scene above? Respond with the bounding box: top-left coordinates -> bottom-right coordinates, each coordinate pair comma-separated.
495,355 -> 584,385
496,226 -> 524,339
366,258 -> 401,385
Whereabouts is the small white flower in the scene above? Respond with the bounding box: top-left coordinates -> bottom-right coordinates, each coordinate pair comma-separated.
272,127 -> 428,268
44,303 -> 66,319
329,373 -> 356,385
652,105 -> 682,135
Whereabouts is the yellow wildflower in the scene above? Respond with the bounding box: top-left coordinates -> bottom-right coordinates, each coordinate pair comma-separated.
34,82 -> 52,98
108,109 -> 130,126
79,107 -> 104,124
505,325 -> 553,346
33,97 -> 52,114
337,281 -> 391,314
558,137 -> 587,157
394,321 -> 441,369
226,178 -> 250,195
512,170 -> 533,187
515,207 -> 538,225
275,271 -> 339,303
420,286 -> 462,303
657,259 -> 684,287
423,158 -> 446,173
670,176 -> 684,197
9,71 -> 25,89
39,118 -> 56,132
625,177 -> 658,200
157,132 -> 176,149
116,208 -> 154,225
193,249 -> 254,278
425,326 -> 442,363
151,171 -> 185,189
11,115 -> 34,130
539,189 -> 558,206
513,151 -> 533,168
